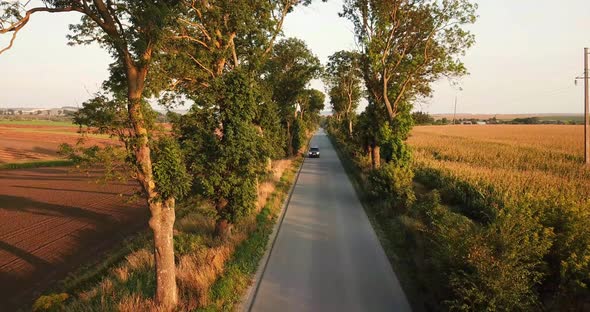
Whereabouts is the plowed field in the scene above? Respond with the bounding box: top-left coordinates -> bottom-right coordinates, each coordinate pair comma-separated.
0,167 -> 146,310
0,122 -> 113,163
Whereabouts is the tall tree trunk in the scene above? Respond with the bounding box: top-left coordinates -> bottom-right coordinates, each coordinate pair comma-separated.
214,199 -> 232,239
149,198 -> 178,308
127,66 -> 177,309
348,118 -> 353,138
371,142 -> 381,169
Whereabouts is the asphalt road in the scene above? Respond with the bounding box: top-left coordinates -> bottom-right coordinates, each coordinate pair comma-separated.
249,129 -> 411,312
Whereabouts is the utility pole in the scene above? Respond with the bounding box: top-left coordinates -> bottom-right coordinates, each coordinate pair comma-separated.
585,48 -> 589,165
452,96 -> 457,125
575,48 -> 589,165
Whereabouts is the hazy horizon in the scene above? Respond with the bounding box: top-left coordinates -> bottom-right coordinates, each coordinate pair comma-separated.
1,0 -> 590,115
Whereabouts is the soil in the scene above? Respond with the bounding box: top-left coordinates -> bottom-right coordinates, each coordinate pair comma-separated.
0,167 -> 147,311
0,124 -> 114,163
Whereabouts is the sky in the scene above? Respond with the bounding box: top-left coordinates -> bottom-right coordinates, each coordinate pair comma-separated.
1,0 -> 590,114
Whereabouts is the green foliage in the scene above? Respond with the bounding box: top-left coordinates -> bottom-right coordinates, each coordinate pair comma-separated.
415,166 -> 502,224
151,136 -> 192,200
297,88 -> 325,130
377,121 -> 412,166
291,118 -> 306,155
324,50 -> 363,133
0,160 -> 74,170
540,198 -> 590,307
423,200 -> 553,310
367,162 -> 415,212
412,111 -> 435,125
263,38 -> 322,156
339,0 -> 477,169
32,293 -> 69,312
253,83 -> 287,160
73,92 -> 157,142
173,233 -> 204,257
178,70 -> 267,223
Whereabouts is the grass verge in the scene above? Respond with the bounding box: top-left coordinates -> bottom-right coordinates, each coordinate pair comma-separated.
0,160 -> 74,170
0,119 -> 76,127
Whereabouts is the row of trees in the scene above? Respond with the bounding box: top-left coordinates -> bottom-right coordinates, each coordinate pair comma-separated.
327,0 -> 476,169
1,1 -> 324,309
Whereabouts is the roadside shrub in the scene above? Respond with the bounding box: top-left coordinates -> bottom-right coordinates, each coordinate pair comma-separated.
33,293 -> 69,312
541,199 -> 590,309
415,166 -> 500,224
377,121 -> 411,165
367,162 -> 415,213
174,233 -> 205,257
418,196 -> 553,311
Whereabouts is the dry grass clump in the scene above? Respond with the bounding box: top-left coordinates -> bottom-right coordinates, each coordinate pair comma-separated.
117,294 -> 160,312
113,266 -> 129,282
99,278 -> 114,295
257,181 -> 276,210
176,212 -> 216,236
126,249 -> 154,271
176,245 -> 233,308
77,288 -> 98,302
271,159 -> 291,181
257,159 -> 291,213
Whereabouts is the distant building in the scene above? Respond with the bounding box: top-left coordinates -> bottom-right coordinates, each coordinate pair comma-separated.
0,106 -> 78,117
476,121 -> 487,125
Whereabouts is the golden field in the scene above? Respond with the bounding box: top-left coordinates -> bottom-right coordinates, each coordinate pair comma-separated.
408,125 -> 590,206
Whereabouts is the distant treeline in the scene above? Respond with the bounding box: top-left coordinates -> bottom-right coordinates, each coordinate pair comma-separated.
412,112 -> 584,125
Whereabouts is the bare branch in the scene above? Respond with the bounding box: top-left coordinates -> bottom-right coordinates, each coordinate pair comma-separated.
0,27 -> 17,55
0,6 -> 84,54
262,0 -> 296,57
171,34 -> 210,50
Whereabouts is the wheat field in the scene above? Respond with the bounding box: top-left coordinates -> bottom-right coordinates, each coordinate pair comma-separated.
408,125 -> 590,206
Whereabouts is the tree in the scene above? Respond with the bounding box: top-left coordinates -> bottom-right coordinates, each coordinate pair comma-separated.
263,38 -> 322,156
412,111 -> 434,125
1,1 -> 186,308
164,0 -> 314,237
342,0 -> 477,168
325,50 -> 363,137
297,88 -> 325,128
177,71 -> 266,238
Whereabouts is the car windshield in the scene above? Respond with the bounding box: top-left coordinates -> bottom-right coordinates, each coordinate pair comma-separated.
310,148 -> 319,152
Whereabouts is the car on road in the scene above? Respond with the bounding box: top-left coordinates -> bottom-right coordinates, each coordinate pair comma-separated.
308,146 -> 320,158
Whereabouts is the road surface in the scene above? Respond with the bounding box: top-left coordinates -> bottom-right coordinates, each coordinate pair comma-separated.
250,129 -> 411,312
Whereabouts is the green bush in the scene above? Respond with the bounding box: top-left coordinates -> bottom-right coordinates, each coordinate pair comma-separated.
367,162 -> 415,213
415,166 -> 501,224
174,232 -> 204,257
414,192 -> 553,310
33,293 -> 69,312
